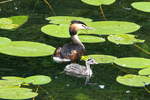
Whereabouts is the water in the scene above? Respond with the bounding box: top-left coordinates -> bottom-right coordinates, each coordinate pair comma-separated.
0,0 -> 150,100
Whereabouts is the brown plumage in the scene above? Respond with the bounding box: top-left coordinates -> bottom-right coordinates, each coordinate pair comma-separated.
53,20 -> 92,63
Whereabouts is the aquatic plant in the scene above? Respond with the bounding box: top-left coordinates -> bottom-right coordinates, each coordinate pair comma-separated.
0,0 -> 150,99
0,75 -> 51,99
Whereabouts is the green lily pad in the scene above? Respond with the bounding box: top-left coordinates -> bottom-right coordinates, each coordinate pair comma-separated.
0,88 -> 38,99
86,54 -> 117,63
24,75 -> 51,85
114,57 -> 150,68
131,2 -> 150,12
0,41 -> 55,57
138,68 -> 150,75
81,0 -> 116,6
0,16 -> 28,30
0,80 -> 22,88
41,24 -> 70,38
46,16 -> 92,24
79,21 -> 140,35
0,18 -> 12,24
79,35 -> 105,43
9,16 -> 28,27
107,34 -> 144,45
2,76 -> 24,80
0,37 -> 11,47
116,74 -> 150,87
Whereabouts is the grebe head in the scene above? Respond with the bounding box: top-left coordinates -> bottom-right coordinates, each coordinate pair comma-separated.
69,20 -> 93,36
86,58 -> 97,65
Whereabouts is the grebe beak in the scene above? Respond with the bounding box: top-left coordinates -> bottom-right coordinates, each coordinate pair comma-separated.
84,26 -> 94,30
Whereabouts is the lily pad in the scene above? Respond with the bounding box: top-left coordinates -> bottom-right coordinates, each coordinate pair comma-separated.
114,57 -> 150,68
46,16 -> 92,24
107,34 -> 144,45
0,88 -> 38,99
0,41 -> 55,57
116,74 -> 150,87
0,18 -> 12,24
0,37 -> 11,47
79,35 -> 105,43
138,68 -> 150,75
41,24 -> 70,38
24,75 -> 51,85
9,16 -> 28,27
131,2 -> 150,12
79,21 -> 140,35
86,54 -> 117,63
81,0 -> 116,6
0,80 -> 22,88
0,16 -> 28,30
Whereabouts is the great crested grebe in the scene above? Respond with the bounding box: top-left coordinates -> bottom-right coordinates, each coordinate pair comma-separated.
53,20 -> 93,63
64,58 -> 97,85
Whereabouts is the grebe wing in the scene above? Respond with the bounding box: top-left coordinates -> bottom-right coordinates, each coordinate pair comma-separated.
60,43 -> 84,59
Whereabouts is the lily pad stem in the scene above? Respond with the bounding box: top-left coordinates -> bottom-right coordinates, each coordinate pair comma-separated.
144,86 -> 150,94
43,0 -> 56,16
32,85 -> 40,100
99,5 -> 107,20
134,44 -> 150,55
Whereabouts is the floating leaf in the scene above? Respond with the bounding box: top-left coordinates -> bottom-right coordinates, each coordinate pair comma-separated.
2,76 -> 24,80
24,75 -> 51,85
0,18 -> 12,24
114,57 -> 150,68
131,2 -> 150,12
79,21 -> 140,35
116,74 -> 150,87
0,16 -> 28,30
41,24 -> 70,38
46,16 -> 92,24
138,68 -> 150,75
86,54 -> 117,63
9,16 -> 28,27
0,80 -> 22,88
0,41 -> 55,57
107,34 -> 144,45
0,88 -> 38,99
81,0 -> 116,6
0,37 -> 11,47
79,35 -> 105,43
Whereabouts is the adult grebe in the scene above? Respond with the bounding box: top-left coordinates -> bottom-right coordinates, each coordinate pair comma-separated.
64,58 -> 97,85
53,20 -> 93,63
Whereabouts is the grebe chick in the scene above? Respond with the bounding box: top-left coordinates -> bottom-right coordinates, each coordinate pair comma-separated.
53,20 -> 93,63
64,58 -> 97,85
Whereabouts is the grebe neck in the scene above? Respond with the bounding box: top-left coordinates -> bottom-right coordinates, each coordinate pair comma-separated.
71,34 -> 85,49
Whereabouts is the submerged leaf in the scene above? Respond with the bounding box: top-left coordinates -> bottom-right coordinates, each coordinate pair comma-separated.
46,16 -> 92,24
116,74 -> 150,87
0,88 -> 38,99
24,75 -> 51,85
131,2 -> 150,12
138,68 -> 150,75
114,57 -> 150,68
0,37 -> 11,47
0,41 -> 55,57
79,35 -> 105,43
107,34 -> 144,45
79,21 -> 140,35
81,0 -> 116,6
86,54 -> 117,63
